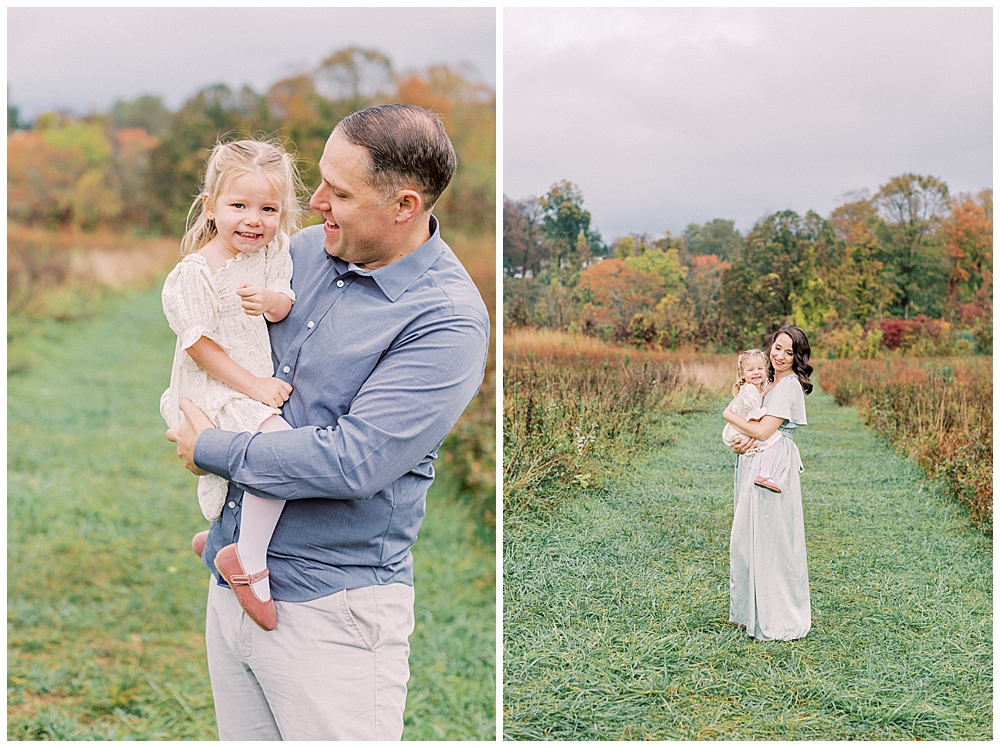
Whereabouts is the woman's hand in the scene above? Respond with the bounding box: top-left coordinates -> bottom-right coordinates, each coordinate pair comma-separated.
732,435 -> 758,454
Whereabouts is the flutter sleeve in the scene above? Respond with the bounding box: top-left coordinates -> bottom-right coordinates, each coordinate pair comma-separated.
764,376 -> 808,426
161,258 -> 224,352
264,231 -> 295,301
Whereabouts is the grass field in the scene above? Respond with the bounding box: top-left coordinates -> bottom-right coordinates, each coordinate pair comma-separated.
7,284 -> 495,740
503,385 -> 991,739
816,357 -> 992,534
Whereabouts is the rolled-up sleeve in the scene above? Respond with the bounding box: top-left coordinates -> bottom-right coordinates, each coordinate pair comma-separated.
193,314 -> 488,501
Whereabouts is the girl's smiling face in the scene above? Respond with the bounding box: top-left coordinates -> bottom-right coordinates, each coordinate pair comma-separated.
205,172 -> 282,259
770,332 -> 795,376
743,356 -> 767,388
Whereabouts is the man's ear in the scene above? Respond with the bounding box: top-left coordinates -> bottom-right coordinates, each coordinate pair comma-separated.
394,189 -> 424,223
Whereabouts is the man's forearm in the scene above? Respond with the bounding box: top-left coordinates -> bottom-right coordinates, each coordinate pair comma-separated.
194,317 -> 489,501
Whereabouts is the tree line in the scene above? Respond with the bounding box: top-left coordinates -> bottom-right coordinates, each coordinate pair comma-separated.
503,176 -> 992,357
7,47 -> 495,237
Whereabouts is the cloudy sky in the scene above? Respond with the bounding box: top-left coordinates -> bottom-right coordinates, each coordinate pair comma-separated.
504,7 -> 992,241
8,7 -> 495,119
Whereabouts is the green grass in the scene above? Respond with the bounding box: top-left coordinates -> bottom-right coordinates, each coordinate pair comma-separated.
7,283 -> 495,740
503,387 -> 991,740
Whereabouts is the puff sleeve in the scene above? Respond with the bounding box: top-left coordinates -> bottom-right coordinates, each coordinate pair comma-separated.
263,231 -> 295,301
161,258 -> 225,352
737,383 -> 767,421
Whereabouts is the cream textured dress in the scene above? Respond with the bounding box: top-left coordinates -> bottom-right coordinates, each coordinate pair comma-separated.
160,232 -> 294,521
722,382 -> 782,452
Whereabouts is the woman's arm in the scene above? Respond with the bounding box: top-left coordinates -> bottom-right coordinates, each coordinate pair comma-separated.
723,403 -> 784,441
186,336 -> 291,407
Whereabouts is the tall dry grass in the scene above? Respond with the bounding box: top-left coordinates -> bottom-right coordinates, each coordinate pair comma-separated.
503,329 -> 732,516
8,221 -> 180,316
817,357 -> 992,535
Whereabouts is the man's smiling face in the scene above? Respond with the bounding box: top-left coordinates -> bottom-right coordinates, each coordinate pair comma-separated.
308,131 -> 400,268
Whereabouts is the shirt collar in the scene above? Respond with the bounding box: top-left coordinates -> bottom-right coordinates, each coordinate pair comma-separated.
346,215 -> 443,303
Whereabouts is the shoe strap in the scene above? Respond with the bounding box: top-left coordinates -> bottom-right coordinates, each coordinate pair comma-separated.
227,567 -> 270,586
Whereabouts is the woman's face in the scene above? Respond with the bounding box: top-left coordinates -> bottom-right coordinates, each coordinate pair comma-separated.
770,332 -> 795,375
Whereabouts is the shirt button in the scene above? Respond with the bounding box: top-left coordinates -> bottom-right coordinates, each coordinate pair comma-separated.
336,280 -> 345,288
228,501 -> 236,508
307,321 -> 314,328
282,366 -> 290,373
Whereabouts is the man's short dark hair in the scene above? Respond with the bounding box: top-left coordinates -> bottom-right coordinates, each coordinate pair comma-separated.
335,103 -> 457,210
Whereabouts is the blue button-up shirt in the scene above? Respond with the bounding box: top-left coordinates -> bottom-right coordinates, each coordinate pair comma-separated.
194,217 -> 490,601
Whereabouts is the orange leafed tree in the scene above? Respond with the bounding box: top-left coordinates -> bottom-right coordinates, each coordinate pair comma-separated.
577,258 -> 664,338
944,195 -> 992,306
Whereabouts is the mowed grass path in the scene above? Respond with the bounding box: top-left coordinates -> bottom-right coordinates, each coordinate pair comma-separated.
8,284 -> 495,740
503,388 -> 991,740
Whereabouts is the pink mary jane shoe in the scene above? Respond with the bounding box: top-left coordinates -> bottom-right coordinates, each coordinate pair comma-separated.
754,476 -> 782,493
213,543 -> 277,631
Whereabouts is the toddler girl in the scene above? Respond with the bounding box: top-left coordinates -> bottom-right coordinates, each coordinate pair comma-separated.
160,138 -> 303,630
722,349 -> 783,493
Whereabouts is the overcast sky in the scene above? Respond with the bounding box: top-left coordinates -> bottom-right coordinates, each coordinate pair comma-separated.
504,7 -> 992,241
8,7 -> 495,119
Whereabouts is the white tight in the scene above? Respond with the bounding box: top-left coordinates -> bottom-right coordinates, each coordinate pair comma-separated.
237,414 -> 291,600
757,442 -> 778,479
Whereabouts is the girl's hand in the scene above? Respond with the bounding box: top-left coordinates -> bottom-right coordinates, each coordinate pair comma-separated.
250,376 -> 292,408
237,283 -> 294,322
237,283 -> 276,317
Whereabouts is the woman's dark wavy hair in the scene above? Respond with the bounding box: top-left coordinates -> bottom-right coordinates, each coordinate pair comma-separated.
767,325 -> 814,395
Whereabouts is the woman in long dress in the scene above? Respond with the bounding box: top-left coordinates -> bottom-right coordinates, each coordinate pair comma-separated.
723,325 -> 813,641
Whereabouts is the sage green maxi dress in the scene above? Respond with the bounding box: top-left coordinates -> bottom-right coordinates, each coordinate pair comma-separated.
729,374 -> 811,641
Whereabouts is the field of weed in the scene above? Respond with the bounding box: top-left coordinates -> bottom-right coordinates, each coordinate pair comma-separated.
503,387 -> 991,739
816,357 -> 992,535
503,329 -> 732,518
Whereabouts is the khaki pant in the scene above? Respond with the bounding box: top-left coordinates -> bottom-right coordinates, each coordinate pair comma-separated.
205,578 -> 414,740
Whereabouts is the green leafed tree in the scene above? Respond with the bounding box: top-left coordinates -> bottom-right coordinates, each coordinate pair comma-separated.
539,181 -> 603,270
825,199 -> 897,324
873,173 -> 950,318
717,210 -> 829,346
111,95 -> 172,138
683,218 -> 743,263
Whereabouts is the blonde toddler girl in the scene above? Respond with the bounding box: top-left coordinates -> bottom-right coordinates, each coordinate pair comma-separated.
722,349 -> 783,493
160,138 -> 303,630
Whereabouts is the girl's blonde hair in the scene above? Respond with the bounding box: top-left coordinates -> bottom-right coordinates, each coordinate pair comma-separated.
732,348 -> 767,396
180,137 -> 305,256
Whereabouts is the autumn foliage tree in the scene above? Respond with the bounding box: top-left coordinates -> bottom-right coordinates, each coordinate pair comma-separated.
504,175 -> 990,357
7,47 -> 495,237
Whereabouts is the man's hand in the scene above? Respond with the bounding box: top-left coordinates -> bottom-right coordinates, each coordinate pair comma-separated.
732,435 -> 758,454
237,283 -> 278,317
166,398 -> 214,475
249,377 -> 292,408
